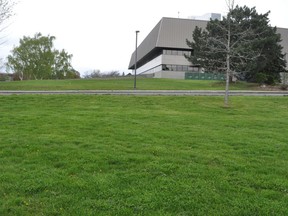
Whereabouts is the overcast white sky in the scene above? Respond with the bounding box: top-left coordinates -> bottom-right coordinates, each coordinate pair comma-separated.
1,0 -> 288,75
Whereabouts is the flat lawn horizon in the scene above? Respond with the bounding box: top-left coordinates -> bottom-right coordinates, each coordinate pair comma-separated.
0,77 -> 259,90
1,95 -> 288,215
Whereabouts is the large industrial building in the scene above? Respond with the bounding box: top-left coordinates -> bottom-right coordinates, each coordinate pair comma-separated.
128,17 -> 288,79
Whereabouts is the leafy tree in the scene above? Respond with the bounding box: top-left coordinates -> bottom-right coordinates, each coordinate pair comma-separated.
83,69 -> 101,79
83,70 -> 120,79
53,49 -> 79,79
186,0 -> 287,106
6,33 -> 80,80
102,70 -> 120,78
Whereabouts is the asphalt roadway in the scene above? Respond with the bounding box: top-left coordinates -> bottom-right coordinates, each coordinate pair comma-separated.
0,90 -> 288,96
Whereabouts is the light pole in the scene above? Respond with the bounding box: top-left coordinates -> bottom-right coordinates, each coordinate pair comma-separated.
134,30 -> 140,90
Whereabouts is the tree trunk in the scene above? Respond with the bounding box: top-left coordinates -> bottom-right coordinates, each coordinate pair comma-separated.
224,66 -> 230,107
19,71 -> 23,81
225,37 -> 231,107
225,3 -> 232,107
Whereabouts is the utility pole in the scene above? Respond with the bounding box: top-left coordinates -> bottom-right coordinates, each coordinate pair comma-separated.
134,30 -> 140,90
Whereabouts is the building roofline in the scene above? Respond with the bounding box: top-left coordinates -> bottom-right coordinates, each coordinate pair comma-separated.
128,17 -> 208,69
128,17 -> 288,70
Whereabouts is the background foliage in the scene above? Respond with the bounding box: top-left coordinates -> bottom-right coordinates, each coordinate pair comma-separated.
6,33 -> 80,80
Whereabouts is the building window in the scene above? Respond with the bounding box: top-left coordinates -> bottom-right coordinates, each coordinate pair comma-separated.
161,64 -> 196,72
172,50 -> 178,55
167,65 -> 172,71
163,49 -> 191,56
176,65 -> 182,71
162,64 -> 169,70
183,51 -> 191,57
164,50 -> 172,55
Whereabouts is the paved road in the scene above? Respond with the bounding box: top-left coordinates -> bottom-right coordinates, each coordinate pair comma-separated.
0,90 -> 288,96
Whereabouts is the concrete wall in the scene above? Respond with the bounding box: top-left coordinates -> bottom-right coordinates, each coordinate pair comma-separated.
138,54 -> 191,76
280,72 -> 288,84
277,28 -> 288,70
154,71 -> 185,79
162,54 -> 191,65
137,55 -> 162,74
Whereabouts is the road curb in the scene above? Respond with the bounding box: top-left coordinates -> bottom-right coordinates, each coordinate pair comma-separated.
0,90 -> 288,96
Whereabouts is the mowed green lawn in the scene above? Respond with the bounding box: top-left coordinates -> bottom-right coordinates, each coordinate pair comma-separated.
1,95 -> 288,215
0,77 -> 258,90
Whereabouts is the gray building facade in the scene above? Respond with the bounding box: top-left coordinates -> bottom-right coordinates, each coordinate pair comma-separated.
128,17 -> 288,79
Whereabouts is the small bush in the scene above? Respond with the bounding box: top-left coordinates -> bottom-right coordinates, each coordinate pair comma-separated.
255,73 -> 267,84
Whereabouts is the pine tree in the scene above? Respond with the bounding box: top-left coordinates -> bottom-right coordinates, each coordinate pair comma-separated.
186,1 -> 287,106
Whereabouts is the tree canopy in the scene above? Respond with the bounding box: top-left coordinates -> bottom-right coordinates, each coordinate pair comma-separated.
7,33 -> 80,80
186,4 -> 287,85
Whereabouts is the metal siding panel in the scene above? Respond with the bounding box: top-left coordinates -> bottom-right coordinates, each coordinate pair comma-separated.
129,17 -> 208,69
277,28 -> 288,69
156,18 -> 207,49
128,19 -> 162,69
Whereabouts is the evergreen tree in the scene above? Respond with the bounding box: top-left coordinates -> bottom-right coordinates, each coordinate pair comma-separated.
187,5 -> 286,84
186,2 -> 287,105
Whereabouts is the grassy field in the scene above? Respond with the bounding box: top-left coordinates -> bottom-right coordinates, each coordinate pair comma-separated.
0,77 -> 259,90
1,95 -> 288,215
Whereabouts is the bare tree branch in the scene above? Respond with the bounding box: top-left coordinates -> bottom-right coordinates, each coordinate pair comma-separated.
0,0 -> 15,46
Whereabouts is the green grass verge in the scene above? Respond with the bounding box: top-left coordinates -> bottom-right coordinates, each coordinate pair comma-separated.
0,77 -> 258,90
1,95 -> 288,215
